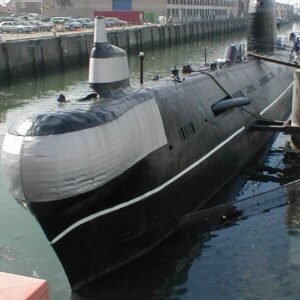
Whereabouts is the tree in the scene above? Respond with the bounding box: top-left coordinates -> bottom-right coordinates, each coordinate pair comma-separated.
56,0 -> 72,10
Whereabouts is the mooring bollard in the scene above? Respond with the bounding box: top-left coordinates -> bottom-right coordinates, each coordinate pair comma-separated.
139,51 -> 145,85
291,69 -> 300,149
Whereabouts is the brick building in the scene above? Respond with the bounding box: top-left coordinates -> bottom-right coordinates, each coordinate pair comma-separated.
43,0 -> 110,17
43,0 -> 167,20
5,0 -> 290,23
276,2 -> 293,21
167,0 -> 237,22
42,0 -> 244,21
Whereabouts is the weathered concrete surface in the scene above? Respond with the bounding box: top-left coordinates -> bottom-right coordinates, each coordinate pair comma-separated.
0,43 -> 8,81
141,26 -> 152,49
5,40 -> 36,78
0,19 -> 247,82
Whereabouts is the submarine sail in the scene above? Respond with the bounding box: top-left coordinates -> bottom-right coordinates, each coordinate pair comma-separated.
247,0 -> 276,53
89,17 -> 130,97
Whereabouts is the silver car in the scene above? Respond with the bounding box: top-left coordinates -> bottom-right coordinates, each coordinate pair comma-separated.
28,20 -> 54,31
15,21 -> 39,32
105,17 -> 128,27
0,21 -> 32,33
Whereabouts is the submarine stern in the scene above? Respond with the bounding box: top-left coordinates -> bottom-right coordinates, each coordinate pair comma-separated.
247,0 -> 276,54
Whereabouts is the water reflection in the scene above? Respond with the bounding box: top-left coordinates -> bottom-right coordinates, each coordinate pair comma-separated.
71,226 -> 212,300
0,68 -> 89,124
286,188 -> 300,273
69,178 -> 300,300
128,32 -> 246,87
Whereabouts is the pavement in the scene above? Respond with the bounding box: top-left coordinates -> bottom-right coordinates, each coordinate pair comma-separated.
0,24 -> 153,42
0,28 -> 94,41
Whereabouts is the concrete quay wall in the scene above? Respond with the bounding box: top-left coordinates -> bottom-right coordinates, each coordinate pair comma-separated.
0,18 -> 247,82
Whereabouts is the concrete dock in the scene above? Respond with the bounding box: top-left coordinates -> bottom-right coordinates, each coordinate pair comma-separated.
0,18 -> 247,82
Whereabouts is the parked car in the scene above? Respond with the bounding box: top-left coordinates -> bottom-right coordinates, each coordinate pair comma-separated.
27,13 -> 41,19
29,20 -> 54,31
50,17 -> 69,24
63,19 -> 83,31
17,15 -> 37,21
40,16 -> 51,22
75,18 -> 94,28
0,21 -> 32,33
0,17 -> 15,22
10,13 -> 26,18
15,20 -> 39,32
105,17 -> 128,27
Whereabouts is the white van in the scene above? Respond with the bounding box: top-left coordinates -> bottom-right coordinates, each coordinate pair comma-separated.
50,17 -> 69,24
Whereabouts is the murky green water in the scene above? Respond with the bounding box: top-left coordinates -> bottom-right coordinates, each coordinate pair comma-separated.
1,26 -> 300,299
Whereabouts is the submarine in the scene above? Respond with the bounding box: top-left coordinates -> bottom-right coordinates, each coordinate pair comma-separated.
0,0 -> 296,291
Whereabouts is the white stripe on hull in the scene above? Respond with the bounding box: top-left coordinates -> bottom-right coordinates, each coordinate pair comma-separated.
89,57 -> 129,84
259,81 -> 294,116
50,126 -> 246,244
50,81 -> 293,244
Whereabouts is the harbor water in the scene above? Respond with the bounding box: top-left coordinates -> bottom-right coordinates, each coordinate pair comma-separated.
1,25 -> 300,299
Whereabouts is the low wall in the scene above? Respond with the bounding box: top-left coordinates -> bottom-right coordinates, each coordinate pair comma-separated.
0,18 -> 247,82
0,33 -> 94,82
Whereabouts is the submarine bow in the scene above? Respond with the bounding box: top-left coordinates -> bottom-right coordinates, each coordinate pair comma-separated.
2,96 -> 167,203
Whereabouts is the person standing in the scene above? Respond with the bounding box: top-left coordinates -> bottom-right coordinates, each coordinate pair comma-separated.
294,37 -> 300,63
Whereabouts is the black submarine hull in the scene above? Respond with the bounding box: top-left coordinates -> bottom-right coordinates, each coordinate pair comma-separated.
26,55 -> 293,291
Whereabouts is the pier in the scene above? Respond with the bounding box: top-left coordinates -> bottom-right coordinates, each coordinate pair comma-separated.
0,18 -> 247,82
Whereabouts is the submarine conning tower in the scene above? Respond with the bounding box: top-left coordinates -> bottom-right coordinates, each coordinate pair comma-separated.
89,16 -> 130,97
247,0 -> 276,54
